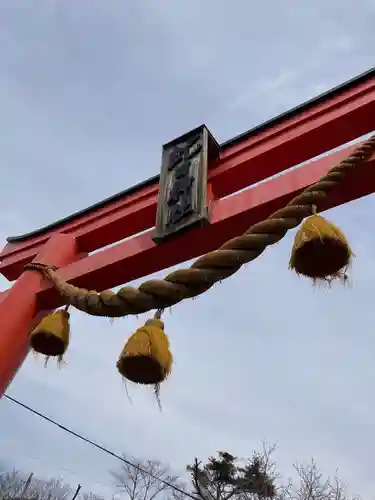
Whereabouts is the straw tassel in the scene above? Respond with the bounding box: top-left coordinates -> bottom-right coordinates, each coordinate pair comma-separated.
29,308 -> 70,362
289,212 -> 352,283
117,312 -> 172,386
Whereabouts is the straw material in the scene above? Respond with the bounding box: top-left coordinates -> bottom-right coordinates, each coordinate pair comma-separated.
289,214 -> 352,283
29,310 -> 70,360
117,318 -> 172,385
24,134 -> 375,317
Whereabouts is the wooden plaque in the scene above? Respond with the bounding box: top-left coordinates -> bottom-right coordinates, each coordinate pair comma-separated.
152,125 -> 220,244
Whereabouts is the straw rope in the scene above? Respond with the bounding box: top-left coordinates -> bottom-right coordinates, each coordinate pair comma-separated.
25,135 -> 375,317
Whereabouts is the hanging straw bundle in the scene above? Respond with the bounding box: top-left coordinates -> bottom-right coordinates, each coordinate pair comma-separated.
117,317 -> 172,386
29,309 -> 70,362
289,213 -> 352,283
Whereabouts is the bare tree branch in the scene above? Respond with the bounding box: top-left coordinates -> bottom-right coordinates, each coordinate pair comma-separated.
111,455 -> 184,500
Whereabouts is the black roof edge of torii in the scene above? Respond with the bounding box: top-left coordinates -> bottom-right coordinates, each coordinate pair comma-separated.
6,66 -> 375,244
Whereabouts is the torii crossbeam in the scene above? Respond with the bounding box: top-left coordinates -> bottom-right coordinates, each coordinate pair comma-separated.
1,68 -> 375,397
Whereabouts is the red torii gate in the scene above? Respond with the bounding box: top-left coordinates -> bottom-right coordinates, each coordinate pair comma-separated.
1,68 -> 375,398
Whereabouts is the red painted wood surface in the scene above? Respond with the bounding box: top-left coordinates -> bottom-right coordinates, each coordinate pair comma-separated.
0,234 -> 78,396
1,72 -> 375,281
36,145 -> 375,310
1,70 -> 375,395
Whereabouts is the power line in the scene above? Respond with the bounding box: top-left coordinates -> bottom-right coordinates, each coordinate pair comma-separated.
3,394 -> 198,500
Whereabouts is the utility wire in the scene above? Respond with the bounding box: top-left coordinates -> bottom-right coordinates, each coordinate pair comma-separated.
3,394 -> 198,500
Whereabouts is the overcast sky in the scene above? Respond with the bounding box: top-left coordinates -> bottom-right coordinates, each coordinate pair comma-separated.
1,1 -> 375,498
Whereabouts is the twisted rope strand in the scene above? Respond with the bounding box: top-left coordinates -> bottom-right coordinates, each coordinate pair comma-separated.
25,135 -> 375,317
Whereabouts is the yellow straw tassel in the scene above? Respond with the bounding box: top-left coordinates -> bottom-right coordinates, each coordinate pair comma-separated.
29,310 -> 70,360
117,317 -> 173,385
289,214 -> 352,283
